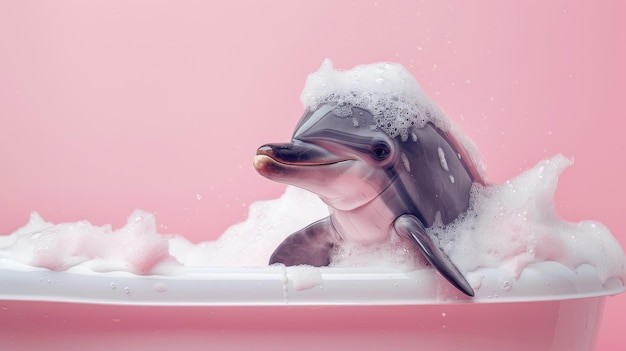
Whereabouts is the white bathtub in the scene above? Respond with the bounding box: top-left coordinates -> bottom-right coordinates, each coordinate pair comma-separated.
1,260 -> 623,351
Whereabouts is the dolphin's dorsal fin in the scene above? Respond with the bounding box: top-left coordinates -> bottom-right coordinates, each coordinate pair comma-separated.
394,214 -> 474,297
440,128 -> 487,186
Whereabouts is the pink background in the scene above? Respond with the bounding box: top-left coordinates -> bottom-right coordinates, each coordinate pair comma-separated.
1,1 -> 624,348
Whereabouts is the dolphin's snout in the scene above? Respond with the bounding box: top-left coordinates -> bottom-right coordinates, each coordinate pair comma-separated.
256,145 -> 274,157
256,143 -> 303,163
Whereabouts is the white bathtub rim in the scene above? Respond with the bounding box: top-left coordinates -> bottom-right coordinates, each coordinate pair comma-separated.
0,259 -> 623,306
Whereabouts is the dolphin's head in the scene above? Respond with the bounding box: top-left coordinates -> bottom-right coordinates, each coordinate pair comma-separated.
254,105 -> 400,211
255,103 -> 479,227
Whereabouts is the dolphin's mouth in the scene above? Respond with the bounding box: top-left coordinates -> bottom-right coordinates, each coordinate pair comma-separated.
253,155 -> 349,181
255,143 -> 351,166
254,154 -> 349,167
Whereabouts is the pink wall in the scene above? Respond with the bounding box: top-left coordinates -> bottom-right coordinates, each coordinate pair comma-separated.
1,1 -> 624,348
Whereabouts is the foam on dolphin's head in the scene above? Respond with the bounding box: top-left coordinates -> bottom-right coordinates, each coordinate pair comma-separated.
300,59 -> 485,179
300,60 -> 442,138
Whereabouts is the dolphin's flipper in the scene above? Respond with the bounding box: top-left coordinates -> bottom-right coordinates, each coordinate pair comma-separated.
269,217 -> 337,267
394,214 -> 475,297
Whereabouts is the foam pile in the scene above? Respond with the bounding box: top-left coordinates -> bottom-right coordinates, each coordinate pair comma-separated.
301,59 -> 484,176
435,154 -> 626,285
300,59 -> 437,139
0,187 -> 328,274
0,210 -> 180,275
167,186 -> 327,267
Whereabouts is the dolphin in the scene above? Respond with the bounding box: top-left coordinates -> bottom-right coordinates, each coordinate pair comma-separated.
253,104 -> 481,296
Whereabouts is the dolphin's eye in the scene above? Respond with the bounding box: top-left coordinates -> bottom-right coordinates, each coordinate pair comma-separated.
371,143 -> 391,161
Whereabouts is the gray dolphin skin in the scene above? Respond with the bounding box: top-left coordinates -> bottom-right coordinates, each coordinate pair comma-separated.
254,104 -> 481,297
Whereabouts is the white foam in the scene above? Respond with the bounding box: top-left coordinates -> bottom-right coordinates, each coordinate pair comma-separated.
0,210 -> 181,275
168,186 -> 327,267
301,59 -> 437,139
433,154 -> 626,285
0,187 -> 329,275
300,59 -> 486,179
438,147 -> 449,171
286,265 -> 324,290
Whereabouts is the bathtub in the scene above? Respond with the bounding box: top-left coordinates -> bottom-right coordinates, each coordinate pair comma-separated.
1,260 -> 623,351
